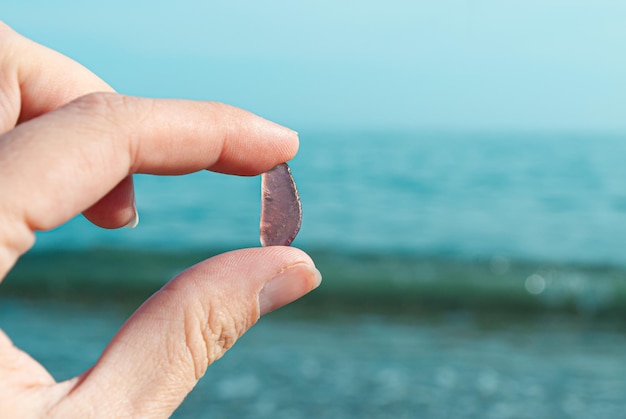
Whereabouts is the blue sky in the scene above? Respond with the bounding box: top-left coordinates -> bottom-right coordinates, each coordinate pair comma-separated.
4,1 -> 626,132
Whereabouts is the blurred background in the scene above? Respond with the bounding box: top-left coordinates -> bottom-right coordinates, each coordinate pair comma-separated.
2,1 -> 626,418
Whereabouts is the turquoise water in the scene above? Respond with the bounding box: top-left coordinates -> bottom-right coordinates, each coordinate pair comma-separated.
3,132 -> 626,417
33,131 -> 626,264
3,298 -> 626,419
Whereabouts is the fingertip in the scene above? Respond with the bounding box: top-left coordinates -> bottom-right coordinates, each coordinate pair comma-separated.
275,122 -> 299,162
259,262 -> 322,316
211,112 -> 300,175
81,176 -> 137,229
273,121 -> 299,157
122,209 -> 139,229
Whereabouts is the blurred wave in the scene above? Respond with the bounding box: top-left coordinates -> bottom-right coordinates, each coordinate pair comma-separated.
5,248 -> 626,319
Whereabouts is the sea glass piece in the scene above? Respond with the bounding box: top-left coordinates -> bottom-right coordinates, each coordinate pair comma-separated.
260,163 -> 302,246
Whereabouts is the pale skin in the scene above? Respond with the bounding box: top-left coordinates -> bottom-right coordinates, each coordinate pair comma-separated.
0,22 -> 322,418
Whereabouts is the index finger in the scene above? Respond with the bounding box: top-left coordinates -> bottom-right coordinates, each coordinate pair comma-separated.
0,93 -> 298,276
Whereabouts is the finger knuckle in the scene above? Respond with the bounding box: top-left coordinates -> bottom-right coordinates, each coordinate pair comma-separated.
65,92 -> 139,168
68,93 -> 151,166
182,300 -> 246,381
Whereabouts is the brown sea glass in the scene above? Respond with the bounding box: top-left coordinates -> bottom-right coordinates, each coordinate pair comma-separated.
260,163 -> 302,246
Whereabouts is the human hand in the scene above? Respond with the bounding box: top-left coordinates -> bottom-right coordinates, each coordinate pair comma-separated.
0,22 -> 321,417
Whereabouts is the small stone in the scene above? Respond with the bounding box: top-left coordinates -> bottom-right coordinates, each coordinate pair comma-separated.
260,163 -> 302,246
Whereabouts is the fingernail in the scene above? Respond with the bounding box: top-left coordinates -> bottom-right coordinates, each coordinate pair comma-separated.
123,208 -> 139,229
259,264 -> 322,316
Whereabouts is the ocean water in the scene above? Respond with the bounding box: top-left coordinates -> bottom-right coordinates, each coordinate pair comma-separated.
3,298 -> 626,419
32,131 -> 626,264
3,131 -> 626,418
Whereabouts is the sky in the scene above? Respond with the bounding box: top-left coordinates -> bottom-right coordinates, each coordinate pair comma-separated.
3,0 -> 626,132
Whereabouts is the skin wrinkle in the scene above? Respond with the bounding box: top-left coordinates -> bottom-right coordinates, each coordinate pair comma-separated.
170,282 -> 206,382
184,101 -> 229,175
96,94 -> 149,163
219,106 -> 246,172
209,303 -> 242,360
161,255 -> 264,384
68,94 -> 138,173
178,277 -> 247,382
184,300 -> 211,382
125,97 -> 157,175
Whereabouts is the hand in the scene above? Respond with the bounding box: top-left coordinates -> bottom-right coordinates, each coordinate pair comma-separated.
0,22 -> 321,417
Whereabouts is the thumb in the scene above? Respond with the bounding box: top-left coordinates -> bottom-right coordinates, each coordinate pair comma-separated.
53,247 -> 321,418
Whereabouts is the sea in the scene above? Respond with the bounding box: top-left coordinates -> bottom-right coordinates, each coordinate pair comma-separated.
2,131 -> 626,418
